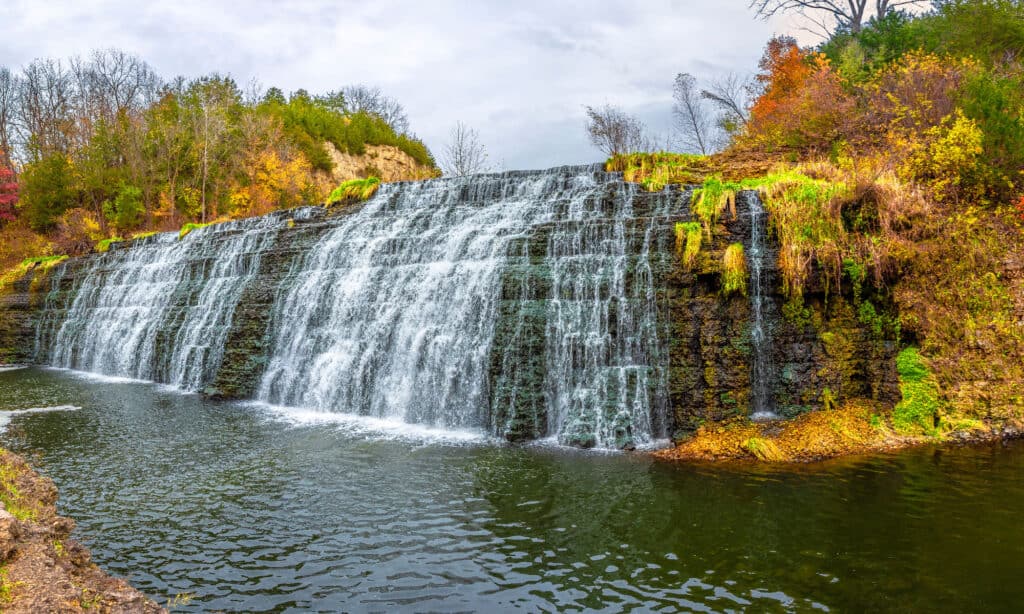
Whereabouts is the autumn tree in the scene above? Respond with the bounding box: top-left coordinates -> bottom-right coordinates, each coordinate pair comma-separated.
183,75 -> 241,222
441,122 -> 491,177
747,36 -> 855,148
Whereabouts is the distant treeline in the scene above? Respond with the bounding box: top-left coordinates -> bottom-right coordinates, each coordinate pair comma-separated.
0,49 -> 436,249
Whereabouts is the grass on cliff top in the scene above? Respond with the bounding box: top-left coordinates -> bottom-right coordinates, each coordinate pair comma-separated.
0,255 -> 67,293
328,176 -> 381,206
179,222 -> 212,239
94,237 -> 124,253
606,152 -> 709,191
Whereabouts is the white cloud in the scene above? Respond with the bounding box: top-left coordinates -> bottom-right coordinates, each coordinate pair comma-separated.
1,0 -> 801,169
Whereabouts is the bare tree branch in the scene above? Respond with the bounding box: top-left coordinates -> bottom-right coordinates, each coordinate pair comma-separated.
672,73 -> 715,155
583,104 -> 653,157
748,0 -> 927,35
441,121 -> 490,177
339,84 -> 410,135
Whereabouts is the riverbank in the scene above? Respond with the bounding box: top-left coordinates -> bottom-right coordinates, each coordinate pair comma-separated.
655,401 -> 1023,463
0,447 -> 162,613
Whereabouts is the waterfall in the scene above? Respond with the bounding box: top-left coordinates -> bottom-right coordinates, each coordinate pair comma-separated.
257,166 -> 671,446
746,191 -> 777,419
37,215 -> 283,391
33,166 -> 674,448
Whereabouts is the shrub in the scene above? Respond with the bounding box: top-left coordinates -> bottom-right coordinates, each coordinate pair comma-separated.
52,208 -> 104,256
899,110 -> 984,202
101,182 -> 145,231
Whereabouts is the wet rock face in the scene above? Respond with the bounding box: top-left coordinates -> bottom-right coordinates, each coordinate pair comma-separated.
0,179 -> 900,448
664,192 -> 901,440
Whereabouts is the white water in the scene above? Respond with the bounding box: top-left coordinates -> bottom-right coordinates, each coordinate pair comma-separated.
258,167 -> 671,447
38,216 -> 282,391
35,167 -> 673,448
0,405 -> 80,430
747,192 -> 778,420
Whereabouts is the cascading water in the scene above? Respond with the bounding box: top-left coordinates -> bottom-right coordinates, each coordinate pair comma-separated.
257,166 -> 672,447
36,216 -> 283,391
746,191 -> 777,419
32,166 -> 674,448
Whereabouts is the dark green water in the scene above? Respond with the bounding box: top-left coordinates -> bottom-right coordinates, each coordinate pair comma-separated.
1,367 -> 1022,612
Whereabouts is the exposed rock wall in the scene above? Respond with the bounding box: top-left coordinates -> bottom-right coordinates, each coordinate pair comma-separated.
325,143 -> 439,183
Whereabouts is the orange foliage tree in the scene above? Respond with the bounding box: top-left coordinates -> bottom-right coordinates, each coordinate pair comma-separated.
746,36 -> 856,150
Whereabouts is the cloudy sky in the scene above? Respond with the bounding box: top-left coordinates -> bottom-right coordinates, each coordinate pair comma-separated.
2,0 -> 807,170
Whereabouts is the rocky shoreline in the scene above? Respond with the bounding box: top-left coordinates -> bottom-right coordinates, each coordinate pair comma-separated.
0,448 -> 162,613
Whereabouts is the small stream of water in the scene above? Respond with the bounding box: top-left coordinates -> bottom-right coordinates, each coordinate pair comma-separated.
747,192 -> 778,420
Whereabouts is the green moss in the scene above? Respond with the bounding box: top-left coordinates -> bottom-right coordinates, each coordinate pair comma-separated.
130,231 -> 158,241
0,462 -> 36,522
742,437 -> 785,461
179,222 -> 212,239
328,176 -> 381,205
722,243 -> 747,296
94,237 -> 124,253
893,347 -> 943,435
782,294 -> 813,328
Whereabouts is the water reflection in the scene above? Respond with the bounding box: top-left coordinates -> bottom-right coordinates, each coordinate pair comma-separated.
1,367 -> 1022,612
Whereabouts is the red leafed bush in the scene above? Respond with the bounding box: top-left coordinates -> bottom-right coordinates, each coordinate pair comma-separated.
0,160 -> 17,224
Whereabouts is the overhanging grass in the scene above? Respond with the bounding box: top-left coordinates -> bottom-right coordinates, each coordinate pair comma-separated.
674,221 -> 702,270
0,255 -> 67,292
722,242 -> 747,296
179,222 -> 212,239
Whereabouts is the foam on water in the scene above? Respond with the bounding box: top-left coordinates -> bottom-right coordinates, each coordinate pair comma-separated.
0,405 -> 80,429
245,401 -> 489,445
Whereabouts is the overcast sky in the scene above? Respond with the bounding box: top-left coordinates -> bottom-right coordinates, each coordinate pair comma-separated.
2,0 -> 807,170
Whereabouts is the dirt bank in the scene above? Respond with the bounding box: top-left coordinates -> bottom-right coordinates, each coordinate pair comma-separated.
0,448 -> 163,613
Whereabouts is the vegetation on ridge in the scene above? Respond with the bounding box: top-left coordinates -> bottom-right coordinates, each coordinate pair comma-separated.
0,49 -> 439,274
